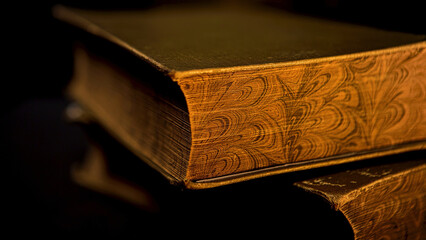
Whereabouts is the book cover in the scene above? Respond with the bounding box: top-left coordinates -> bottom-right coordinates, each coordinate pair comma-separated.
54,3 -> 426,188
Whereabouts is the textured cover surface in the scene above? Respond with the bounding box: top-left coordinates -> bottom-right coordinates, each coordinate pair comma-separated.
53,4 -> 425,72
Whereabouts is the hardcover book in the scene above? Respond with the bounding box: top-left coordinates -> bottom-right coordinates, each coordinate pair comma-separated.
295,155 -> 425,240
54,3 -> 426,189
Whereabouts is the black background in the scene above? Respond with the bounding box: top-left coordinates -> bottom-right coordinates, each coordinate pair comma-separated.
4,0 -> 425,238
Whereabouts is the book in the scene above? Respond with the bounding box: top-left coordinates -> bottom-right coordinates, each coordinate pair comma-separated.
295,155 -> 426,240
53,3 -> 426,189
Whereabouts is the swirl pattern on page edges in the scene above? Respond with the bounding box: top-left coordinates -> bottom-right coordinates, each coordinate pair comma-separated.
179,47 -> 426,180
341,166 -> 425,239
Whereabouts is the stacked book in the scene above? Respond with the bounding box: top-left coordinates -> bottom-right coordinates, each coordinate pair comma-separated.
54,3 -> 425,239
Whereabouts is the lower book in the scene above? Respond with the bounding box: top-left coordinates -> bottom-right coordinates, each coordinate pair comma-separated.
66,103 -> 425,239
296,155 -> 425,240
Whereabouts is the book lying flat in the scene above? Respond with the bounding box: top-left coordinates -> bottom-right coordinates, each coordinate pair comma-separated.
54,3 -> 426,189
295,156 -> 425,240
